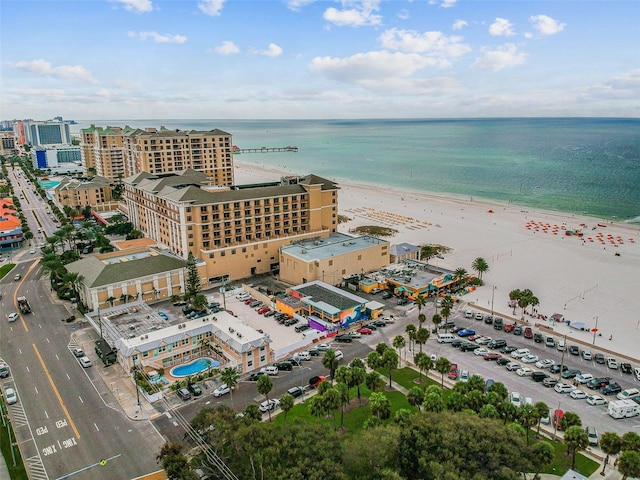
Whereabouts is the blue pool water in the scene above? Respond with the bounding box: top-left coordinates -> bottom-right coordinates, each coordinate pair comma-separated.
170,357 -> 219,377
38,180 -> 61,189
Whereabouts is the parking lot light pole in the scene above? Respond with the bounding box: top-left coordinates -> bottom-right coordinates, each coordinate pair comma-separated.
592,316 -> 598,345
491,285 -> 496,316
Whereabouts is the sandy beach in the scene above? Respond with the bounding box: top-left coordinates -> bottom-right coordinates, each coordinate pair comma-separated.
234,161 -> 640,361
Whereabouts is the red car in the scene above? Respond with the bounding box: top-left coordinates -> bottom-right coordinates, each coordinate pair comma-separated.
504,323 -> 516,333
357,327 -> 373,335
484,353 -> 502,361
244,298 -> 256,305
257,307 -> 271,315
448,364 -> 459,380
524,327 -> 534,339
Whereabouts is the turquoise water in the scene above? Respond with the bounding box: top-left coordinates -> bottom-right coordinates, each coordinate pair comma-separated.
38,180 -> 61,189
74,118 -> 640,222
170,357 -> 219,377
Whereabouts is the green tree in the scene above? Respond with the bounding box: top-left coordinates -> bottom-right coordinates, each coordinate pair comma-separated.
518,404 -> 538,445
621,431 -> 640,452
308,394 -> 326,422
334,365 -> 353,401
479,404 -> 500,419
434,357 -> 451,388
471,257 -> 489,281
392,335 -> 406,364
219,367 -> 240,407
534,401 -> 550,434
370,392 -> 391,420
415,352 -> 433,383
559,411 -> 582,431
600,432 -> 622,475
618,450 -> 640,480
335,383 -> 350,429
422,392 -> 445,413
415,293 -> 427,324
322,350 -> 340,384
407,386 -> 425,411
431,313 -> 442,332
184,251 -> 201,301
564,425 -> 589,470
530,441 -> 554,478
351,366 -> 366,405
447,391 -> 467,412
488,381 -> 509,401
279,393 -> 294,422
157,442 -> 198,480
405,323 -> 417,352
243,403 -> 262,421
453,267 -> 467,287
419,244 -> 436,263
380,348 -> 399,388
414,327 -> 430,353
257,374 -> 274,421
365,371 -> 385,392
323,388 -> 341,429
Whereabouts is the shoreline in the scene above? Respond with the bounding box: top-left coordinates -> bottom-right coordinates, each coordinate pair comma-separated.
234,160 -> 640,361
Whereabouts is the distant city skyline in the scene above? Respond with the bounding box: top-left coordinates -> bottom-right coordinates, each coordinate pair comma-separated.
1,0 -> 638,119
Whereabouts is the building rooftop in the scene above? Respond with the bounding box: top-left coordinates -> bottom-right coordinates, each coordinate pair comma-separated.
390,243 -> 420,257
379,260 -> 455,289
292,280 -> 368,314
54,175 -> 111,191
281,232 -> 388,262
66,248 -> 186,288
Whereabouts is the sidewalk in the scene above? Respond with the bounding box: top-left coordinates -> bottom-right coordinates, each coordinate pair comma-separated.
0,454 -> 9,480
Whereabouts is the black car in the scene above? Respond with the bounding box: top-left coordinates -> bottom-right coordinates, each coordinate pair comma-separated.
487,339 -> 507,349
287,386 -> 305,398
451,339 -> 463,348
177,388 -> 192,401
531,371 -> 549,382
381,291 -> 394,300
372,320 -> 387,328
264,310 -> 277,317
587,377 -> 611,390
274,361 -> 294,371
335,335 -> 353,343
484,315 -> 494,325
621,362 -> 633,374
496,357 -> 510,366
561,369 -> 581,379
188,383 -> 202,396
397,298 -> 410,306
460,342 -> 479,352
294,324 -> 310,333
248,372 -> 267,381
308,347 -> 320,356
513,326 -> 523,336
602,382 -> 622,395
534,333 -> 544,343
182,305 -> 196,315
366,323 -> 377,331
594,353 -> 606,364
501,345 -> 518,354
569,345 -> 580,356
549,365 -> 569,374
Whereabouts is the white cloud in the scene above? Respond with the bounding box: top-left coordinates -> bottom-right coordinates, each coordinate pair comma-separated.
9,59 -> 98,83
9,88 -> 67,101
489,18 -> 515,36
530,14 -> 566,35
440,0 -> 457,8
310,51 -> 438,83
379,28 -> 471,58
215,41 -> 240,55
452,19 -> 468,30
397,9 -> 410,20
128,31 -> 187,44
198,0 -> 225,16
114,0 -> 153,13
286,0 -> 316,11
323,0 -> 382,27
261,43 -> 283,58
472,44 -> 527,71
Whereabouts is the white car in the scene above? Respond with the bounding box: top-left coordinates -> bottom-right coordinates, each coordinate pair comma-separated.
511,348 -> 530,359
460,370 -> 469,382
607,357 -> 618,370
78,356 -> 92,368
521,354 -> 539,364
213,383 -> 230,397
570,389 -> 587,399
516,367 -> 533,377
4,387 -> 17,405
587,394 -> 607,406
581,350 -> 593,361
475,313 -> 484,321
510,391 -> 521,407
535,359 -> 555,369
349,331 -> 362,338
7,312 -> 19,322
476,336 -> 492,345
317,343 -> 331,351
334,350 -> 344,361
506,362 -> 522,371
473,348 -> 490,356
554,382 -> 576,394
259,398 -> 280,413
635,367 -> 640,382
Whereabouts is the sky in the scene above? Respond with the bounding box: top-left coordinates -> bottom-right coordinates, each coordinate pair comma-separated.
1,0 -> 639,120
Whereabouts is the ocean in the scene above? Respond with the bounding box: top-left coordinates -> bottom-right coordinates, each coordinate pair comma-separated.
72,118 -> 640,222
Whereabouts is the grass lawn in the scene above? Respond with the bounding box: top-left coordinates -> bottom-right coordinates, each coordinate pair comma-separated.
539,436 -> 599,477
0,402 -> 28,480
0,263 -> 16,280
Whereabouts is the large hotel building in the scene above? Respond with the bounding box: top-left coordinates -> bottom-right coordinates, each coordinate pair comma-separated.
81,125 -> 234,184
123,169 -> 339,284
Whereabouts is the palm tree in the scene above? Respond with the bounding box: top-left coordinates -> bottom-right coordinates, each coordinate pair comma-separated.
322,350 -> 340,384
392,335 -> 406,364
405,324 -> 416,352
534,401 -> 550,434
416,353 -> 433,383
279,393 -> 294,422
414,294 -> 427,324
369,392 -> 391,420
435,357 -> 451,388
219,366 -> 240,407
600,432 -> 621,475
453,268 -> 468,287
564,425 -> 589,470
431,313 -> 442,332
618,450 -> 640,480
471,257 -> 489,281
415,327 -> 430,353
419,244 -> 436,263
509,289 -> 522,314
257,375 -> 274,421
407,386 -> 424,411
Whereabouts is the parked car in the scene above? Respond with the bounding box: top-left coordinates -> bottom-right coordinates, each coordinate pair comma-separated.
335,335 -> 352,343
72,348 -> 85,357
503,322 -> 516,333
573,373 -> 594,385
257,307 -> 271,315
476,336 -> 492,345
535,359 -> 555,369
484,315 -> 494,325
483,353 -> 502,361
511,348 -> 530,359
348,331 -> 361,338
570,389 -> 588,399
513,326 -> 523,336
521,354 -> 539,364
473,348 -> 490,356
506,362 -> 522,372
487,339 -> 507,349
457,329 -> 476,337
545,336 -> 556,347
475,313 -> 484,321
523,327 -> 533,339
587,395 -> 607,406
607,357 -> 619,370
294,324 -> 310,333
602,383 -> 622,395
534,333 -> 544,343
4,387 -> 17,405
501,345 -> 518,354
158,311 -> 169,320
397,297 -> 409,305
516,367 -> 534,377
496,357 -> 510,366
309,375 -> 327,388
510,391 -> 522,407
79,356 -> 92,368
448,364 -> 459,380
460,370 -> 470,382
586,426 -> 599,446
620,363 -> 633,375
287,386 -> 305,398
264,310 -> 276,317
587,377 -> 611,390
543,377 -> 559,388
274,361 -> 293,371
244,298 -> 256,305
554,382 -> 576,394
562,369 -> 582,379
381,291 -> 393,299
213,384 -> 230,397
594,353 -> 606,364
259,398 -> 280,413
549,364 -> 569,374
581,350 -> 593,361
531,371 -> 549,382
188,383 -> 202,396
357,327 -> 373,335
177,388 -> 192,401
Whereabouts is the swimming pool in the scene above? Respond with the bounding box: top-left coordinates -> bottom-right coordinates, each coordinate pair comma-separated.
38,180 -> 61,189
170,357 -> 220,377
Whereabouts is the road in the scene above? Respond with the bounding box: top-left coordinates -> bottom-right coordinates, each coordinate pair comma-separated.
1,170 -> 165,480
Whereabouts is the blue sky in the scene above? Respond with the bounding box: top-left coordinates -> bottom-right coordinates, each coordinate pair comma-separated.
1,0 -> 638,119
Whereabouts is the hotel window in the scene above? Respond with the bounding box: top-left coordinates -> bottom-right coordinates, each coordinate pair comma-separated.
247,360 -> 253,367
329,260 -> 333,266
260,356 -> 265,362
220,251 -> 225,256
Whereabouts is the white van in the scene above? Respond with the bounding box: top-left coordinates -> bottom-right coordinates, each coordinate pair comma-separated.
574,373 -> 594,385
295,351 -> 311,361
262,366 -> 279,376
617,388 -> 640,401
437,333 -> 456,344
464,309 -> 473,318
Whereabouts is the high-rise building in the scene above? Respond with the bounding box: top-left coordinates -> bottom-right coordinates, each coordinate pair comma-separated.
123,169 -> 339,284
31,144 -> 83,174
80,125 -> 129,181
21,120 -> 72,146
0,132 -> 15,156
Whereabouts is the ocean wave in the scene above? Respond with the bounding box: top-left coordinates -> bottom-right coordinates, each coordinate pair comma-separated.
623,216 -> 640,224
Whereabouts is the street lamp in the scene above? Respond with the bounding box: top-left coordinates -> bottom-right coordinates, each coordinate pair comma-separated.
592,316 -> 599,345
491,285 -> 496,316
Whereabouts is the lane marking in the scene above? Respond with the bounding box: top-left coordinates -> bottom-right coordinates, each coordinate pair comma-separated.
32,344 -> 81,439
12,259 -> 40,333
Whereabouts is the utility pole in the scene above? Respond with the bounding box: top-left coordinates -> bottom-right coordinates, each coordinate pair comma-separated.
592,316 -> 599,345
491,285 -> 496,316
558,333 -> 568,380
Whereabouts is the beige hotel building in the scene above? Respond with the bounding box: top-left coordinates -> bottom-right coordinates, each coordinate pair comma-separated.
124,169 -> 339,284
82,125 -> 234,185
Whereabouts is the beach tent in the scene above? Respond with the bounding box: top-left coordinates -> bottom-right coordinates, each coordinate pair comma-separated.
550,313 -> 563,322
569,321 -> 586,331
